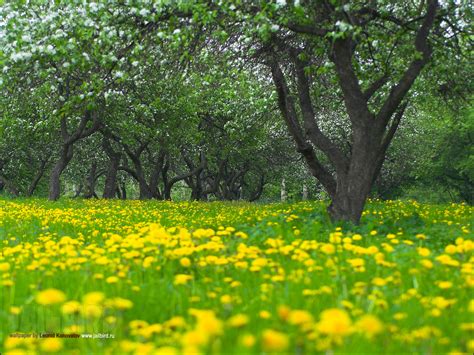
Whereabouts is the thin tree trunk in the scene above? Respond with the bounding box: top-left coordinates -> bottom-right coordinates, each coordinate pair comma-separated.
249,175 -> 265,202
121,181 -> 127,200
0,175 -> 19,196
281,178 -> 287,202
27,159 -> 48,197
302,183 -> 308,200
102,137 -> 121,199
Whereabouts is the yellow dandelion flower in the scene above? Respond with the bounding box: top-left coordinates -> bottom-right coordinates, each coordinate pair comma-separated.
82,292 -> 105,305
240,334 -> 256,348
287,310 -> 313,325
36,289 -> 66,305
356,314 -> 384,338
61,301 -> 81,315
106,276 -> 119,284
417,247 -> 431,257
9,306 -> 21,315
259,310 -> 271,319
180,257 -> 192,267
227,314 -> 249,328
262,329 -> 289,352
436,281 -> 453,289
317,308 -> 353,337
174,274 -> 193,285
40,338 -> 63,352
0,262 -> 10,272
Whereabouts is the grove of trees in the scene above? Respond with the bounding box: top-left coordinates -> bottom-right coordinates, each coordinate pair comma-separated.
0,0 -> 472,223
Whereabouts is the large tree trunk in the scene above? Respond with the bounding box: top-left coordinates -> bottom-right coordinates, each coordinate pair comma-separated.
149,151 -> 166,199
137,172 -> 153,199
103,157 -> 120,198
328,168 -> 376,223
267,0 -> 437,223
49,144 -> 73,200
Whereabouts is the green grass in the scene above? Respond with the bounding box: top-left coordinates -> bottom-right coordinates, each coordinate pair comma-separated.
0,198 -> 472,354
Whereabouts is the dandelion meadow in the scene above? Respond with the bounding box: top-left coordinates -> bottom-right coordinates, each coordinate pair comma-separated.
0,1 -> 472,354
1,198 -> 472,354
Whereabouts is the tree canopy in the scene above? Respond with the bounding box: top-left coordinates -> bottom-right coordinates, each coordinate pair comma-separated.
0,0 -> 472,222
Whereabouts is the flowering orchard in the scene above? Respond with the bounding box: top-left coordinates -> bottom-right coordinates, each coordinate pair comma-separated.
0,199 -> 472,353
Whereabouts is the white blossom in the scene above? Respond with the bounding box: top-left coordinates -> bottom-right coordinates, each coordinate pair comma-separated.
11,51 -> 32,62
89,2 -> 98,12
139,8 -> 150,17
46,44 -> 55,54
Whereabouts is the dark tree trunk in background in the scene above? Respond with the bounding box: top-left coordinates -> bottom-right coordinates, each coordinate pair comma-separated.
249,174 -> 265,202
49,111 -> 100,200
168,151 -> 207,201
149,150 -> 166,199
137,170 -> 153,199
120,181 -> 127,200
102,137 -> 121,199
84,161 -> 99,199
73,183 -> 83,198
268,0 -> 438,223
0,160 -> 20,197
49,144 -> 74,200
27,158 -> 49,197
119,140 -> 153,200
0,176 -> 19,196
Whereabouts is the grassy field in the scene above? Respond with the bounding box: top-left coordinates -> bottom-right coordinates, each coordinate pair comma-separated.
0,198 -> 473,354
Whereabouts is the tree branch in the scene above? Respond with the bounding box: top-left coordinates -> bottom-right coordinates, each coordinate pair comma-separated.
363,74 -> 389,101
290,48 -> 350,175
331,38 -> 373,124
270,59 -> 337,196
376,0 -> 438,124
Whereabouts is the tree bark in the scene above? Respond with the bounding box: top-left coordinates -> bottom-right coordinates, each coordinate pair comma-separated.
102,137 -> 121,199
49,144 -> 74,200
49,111 -> 100,200
0,175 -> 19,196
249,174 -> 265,202
302,183 -> 308,200
120,140 -> 153,199
281,178 -> 287,202
84,161 -> 98,199
26,158 -> 49,197
268,0 -> 438,223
